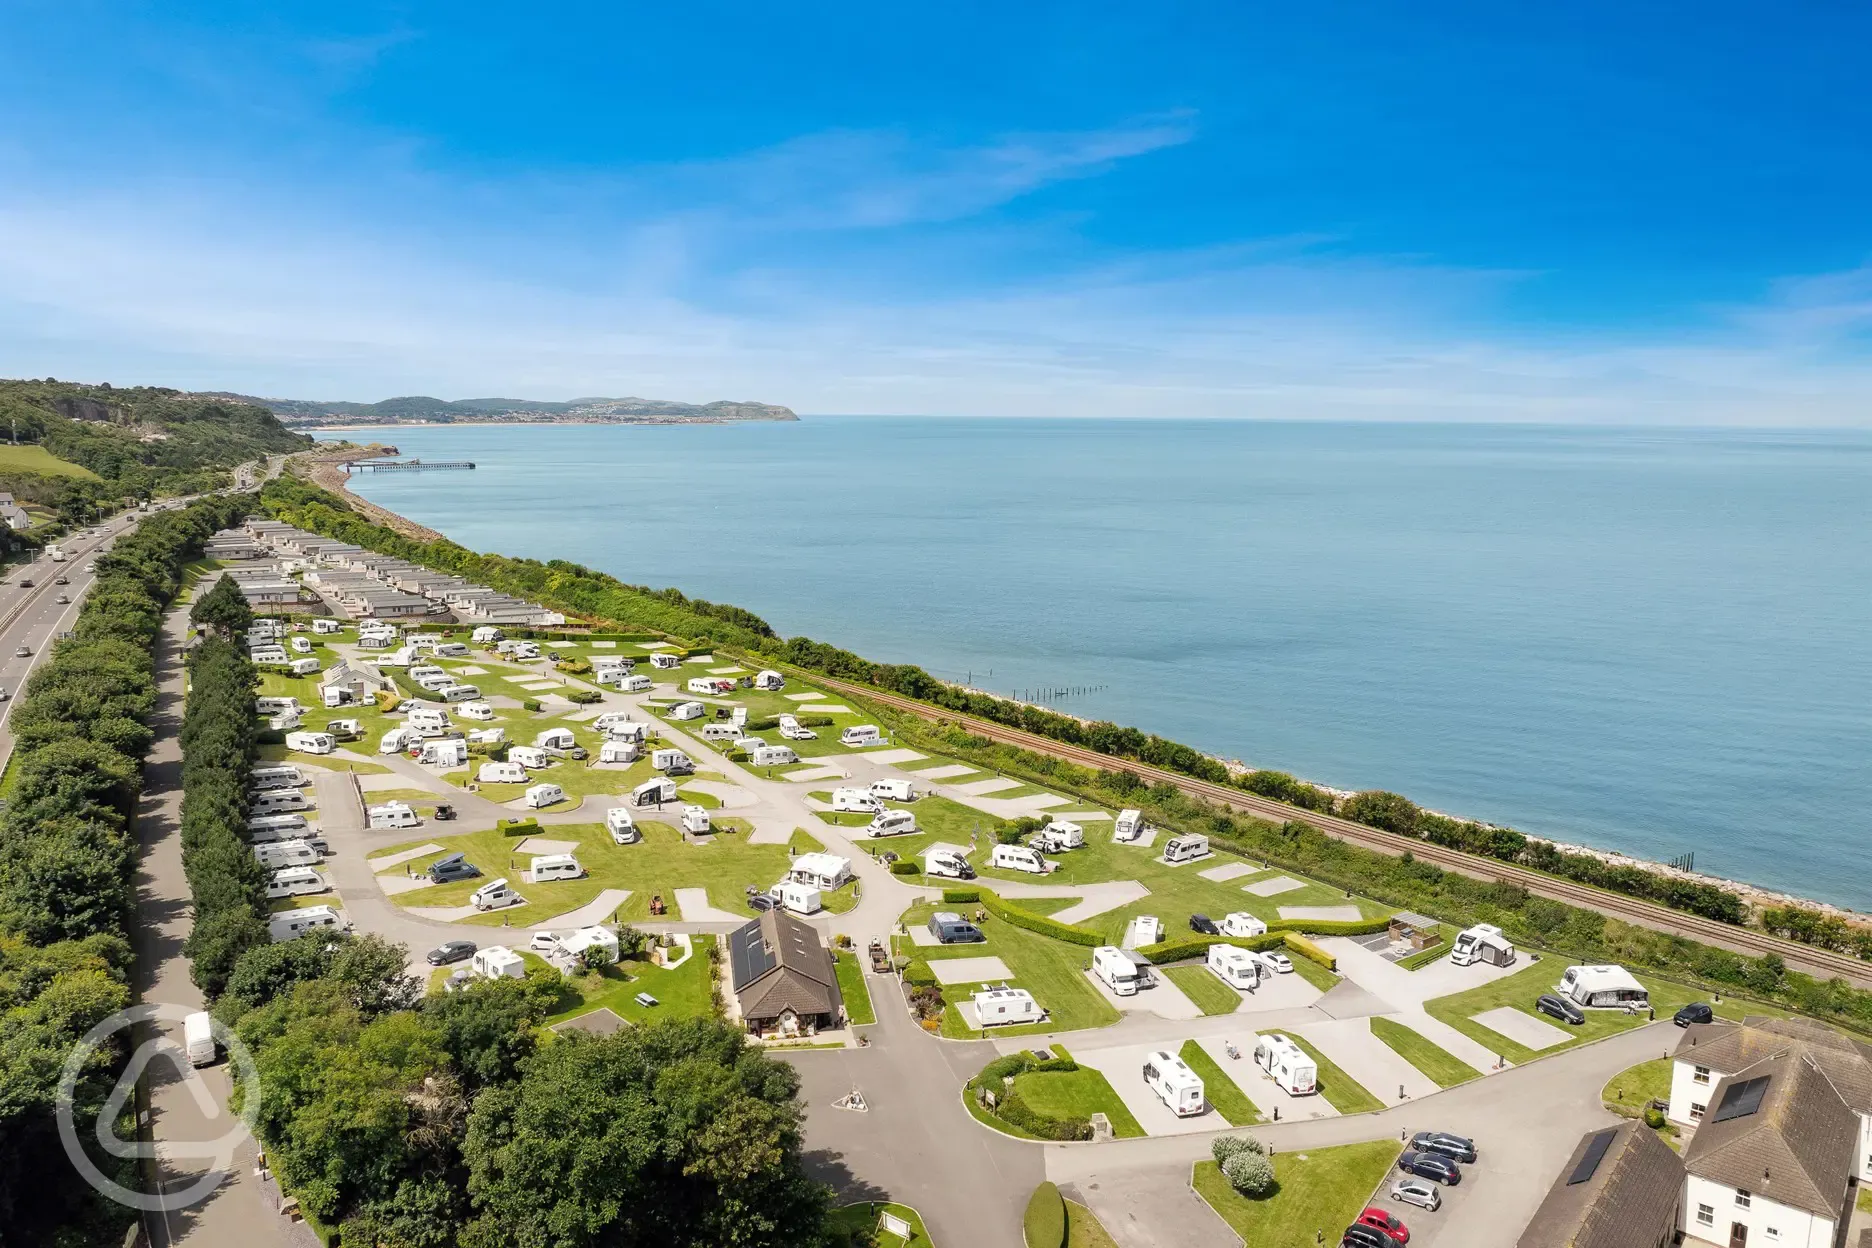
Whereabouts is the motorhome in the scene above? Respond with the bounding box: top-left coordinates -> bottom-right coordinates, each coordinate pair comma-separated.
1126,915 -> 1164,947
441,683 -> 481,703
508,746 -> 550,769
1449,923 -> 1516,968
1032,820 -> 1085,852
620,673 -> 652,692
268,905 -> 344,943
605,807 -> 639,844
249,789 -> 310,815
288,657 -> 322,676
472,946 -> 525,979
750,745 -> 798,767
407,707 -> 450,734
866,809 -> 918,839
471,625 -> 503,644
184,1011 -> 217,1067
927,911 -> 984,942
1142,1050 -> 1206,1117
839,725 -> 882,747
254,696 -> 300,717
651,748 -> 693,773
668,701 -> 704,721
778,715 -> 817,741
598,739 -> 638,764
788,852 -> 853,889
1253,1034 -> 1318,1096
379,727 -> 417,755
831,787 -> 881,814
535,727 -> 576,751
369,802 -> 421,829
457,700 -> 495,720
254,840 -> 322,870
649,652 -> 682,670
1093,946 -> 1142,996
768,880 -> 822,915
680,805 -> 711,834
1113,809 -> 1146,842
246,813 -> 309,842
923,848 -> 976,880
524,783 -> 566,809
471,878 -> 522,911
1161,833 -> 1210,863
989,844 -> 1047,874
633,777 -> 677,807
869,778 -> 916,802
972,988 -> 1044,1027
529,853 -> 584,881
1220,912 -> 1269,938
754,669 -> 785,691
1206,944 -> 1262,989
1555,964 -> 1648,1009
265,866 -> 326,900
248,764 -> 304,791
478,760 -> 527,784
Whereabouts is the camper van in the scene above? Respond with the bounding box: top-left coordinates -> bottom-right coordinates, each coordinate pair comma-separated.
1220,912 -> 1269,938
869,778 -> 916,802
1113,809 -> 1146,842
184,1011 -> 217,1067
649,652 -> 682,670
369,802 -> 421,830
1450,923 -> 1516,968
1253,1034 -> 1318,1096
268,905 -> 345,943
530,853 -> 584,881
508,746 -> 550,769
1206,944 -> 1261,989
442,683 -> 481,703
471,878 -> 522,911
606,807 -> 639,844
1032,820 -> 1085,852
831,787 -> 881,814
927,911 -> 984,943
598,739 -> 639,764
620,674 -> 652,692
288,657 -> 322,676
668,701 -> 704,721
478,760 -> 527,784
246,813 -> 310,842
972,988 -> 1044,1027
839,725 -> 882,748
924,849 -> 976,880
523,783 -> 566,809
680,805 -> 711,835
249,789 -> 310,815
380,727 -> 418,755
750,745 -> 798,767
457,700 -> 495,721
1161,834 -> 1210,863
633,777 -> 678,807
1093,946 -> 1142,996
1142,1050 -> 1207,1116
321,685 -> 355,708
866,809 -> 918,839
248,764 -> 304,791
989,844 -> 1048,874
768,880 -> 822,915
651,748 -> 693,774
266,866 -> 327,900
254,840 -> 322,870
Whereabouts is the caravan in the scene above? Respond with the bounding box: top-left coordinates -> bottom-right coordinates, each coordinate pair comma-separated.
1252,1034 -> 1318,1096
535,727 -> 576,751
1206,944 -> 1262,989
288,657 -> 321,676
753,669 -> 785,691
651,748 -> 694,774
471,625 -> 503,644
379,727 -> 418,755
750,745 -> 797,767
249,789 -> 310,815
620,673 -> 652,692
778,714 -> 817,741
680,805 -> 711,834
831,787 -> 881,814
668,701 -> 704,721
529,853 -> 584,881
633,777 -> 678,807
265,867 -> 326,900
524,783 -> 566,809
1555,965 -> 1648,1009
248,764 -> 304,791
598,739 -> 639,764
457,700 -> 495,720
971,988 -> 1044,1027
1219,912 -> 1269,938
246,813 -> 309,842
1162,834 -> 1210,863
869,778 -> 916,802
989,844 -> 1048,874
268,905 -> 345,943
283,731 -> 334,755
369,802 -> 421,830
312,617 -> 343,634
866,809 -> 918,839
1141,1050 -> 1206,1117
768,880 -> 822,915
441,683 -> 481,703
1092,946 -> 1142,996
649,651 -> 682,670
321,685 -> 355,708
407,707 -> 450,734
508,746 -> 550,769
1113,809 -> 1146,842
839,725 -> 882,747
1450,923 -> 1516,968
478,760 -> 527,784
1033,820 -> 1084,852
420,738 -> 468,767
788,853 -> 853,889
686,677 -> 736,696
254,840 -> 322,870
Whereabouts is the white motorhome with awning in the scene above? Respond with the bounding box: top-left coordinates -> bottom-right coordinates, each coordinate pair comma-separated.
1450,922 -> 1516,967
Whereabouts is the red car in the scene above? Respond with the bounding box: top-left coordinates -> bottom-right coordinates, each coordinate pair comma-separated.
1357,1208 -> 1409,1244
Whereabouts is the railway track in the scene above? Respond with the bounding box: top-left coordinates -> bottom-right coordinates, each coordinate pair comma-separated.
808,673 -> 1872,990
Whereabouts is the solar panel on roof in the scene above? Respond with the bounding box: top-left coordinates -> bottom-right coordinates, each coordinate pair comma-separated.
1710,1075 -> 1771,1123
1566,1129 -> 1617,1185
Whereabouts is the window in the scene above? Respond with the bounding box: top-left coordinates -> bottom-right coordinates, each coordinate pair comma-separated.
1764,1229 -> 1779,1242
1696,1205 -> 1715,1227
1735,1191 -> 1751,1210
1691,1103 -> 1707,1121
1693,1065 -> 1711,1085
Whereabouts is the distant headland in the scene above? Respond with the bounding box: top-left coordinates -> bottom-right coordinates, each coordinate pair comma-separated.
198,391 -> 799,429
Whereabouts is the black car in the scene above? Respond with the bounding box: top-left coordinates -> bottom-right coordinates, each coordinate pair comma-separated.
433,803 -> 457,821
426,940 -> 477,966
1189,913 -> 1220,936
1341,1225 -> 1397,1248
428,853 -> 482,884
1397,1150 -> 1462,1186
1411,1130 -> 1477,1163
1674,1002 -> 1714,1027
747,893 -> 778,913
1536,993 -> 1586,1025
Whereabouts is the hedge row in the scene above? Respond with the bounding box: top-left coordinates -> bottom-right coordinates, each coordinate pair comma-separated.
1266,916 -> 1391,936
977,888 -> 1103,947
1283,932 -> 1336,971
1135,933 -> 1288,965
942,888 -> 982,904
747,713 -> 834,731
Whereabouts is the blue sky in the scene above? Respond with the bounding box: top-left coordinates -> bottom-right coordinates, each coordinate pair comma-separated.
1,2 -> 1869,421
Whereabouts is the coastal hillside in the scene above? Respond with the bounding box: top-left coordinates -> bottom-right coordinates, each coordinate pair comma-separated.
207,391 -> 799,427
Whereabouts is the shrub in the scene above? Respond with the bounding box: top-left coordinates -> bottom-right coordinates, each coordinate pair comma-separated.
1265,916 -> 1392,937
1644,1106 -> 1666,1129
1136,933 -> 1286,964
942,888 -> 981,904
977,890 -> 1102,947
1222,1149 -> 1275,1196
889,860 -> 920,876
1022,1181 -> 1066,1248
1211,1134 -> 1254,1165
498,817 -> 542,838
980,1053 -> 1033,1083
521,697 -> 542,712
1282,932 -> 1337,970
999,1091 -> 1092,1142
566,688 -> 600,704
902,960 -> 937,987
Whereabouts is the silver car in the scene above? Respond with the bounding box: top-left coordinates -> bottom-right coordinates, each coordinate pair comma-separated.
1390,1179 -> 1441,1211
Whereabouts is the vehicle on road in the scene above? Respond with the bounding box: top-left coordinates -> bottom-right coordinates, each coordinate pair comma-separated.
184,1012 -> 217,1067
1409,1131 -> 1476,1164
1674,1002 -> 1714,1026
1188,913 -> 1220,935
1536,993 -> 1586,1025
433,803 -> 457,820
53,576 -> 68,585
1388,1180 -> 1441,1211
14,646 -> 30,657
0,687 -> 9,701
1396,1151 -> 1462,1186
55,592 -> 69,603
426,940 -> 477,966
1356,1208 -> 1409,1243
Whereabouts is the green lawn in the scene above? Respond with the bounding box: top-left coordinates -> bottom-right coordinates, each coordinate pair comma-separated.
1178,1040 -> 1259,1125
1013,1067 -> 1145,1138
1193,1140 -> 1403,1248
1601,1057 -> 1673,1116
828,794 -> 1010,870
1270,1032 -> 1383,1115
1065,1200 -> 1119,1248
1369,1017 -> 1481,1088
828,1201 -> 931,1247
1286,953 -> 1342,993
369,819 -> 800,926
0,443 -> 98,478
895,900 -> 1119,1039
1165,965 -> 1242,1016
1423,958 -> 1699,1065
834,951 -> 876,1025
543,936 -> 717,1027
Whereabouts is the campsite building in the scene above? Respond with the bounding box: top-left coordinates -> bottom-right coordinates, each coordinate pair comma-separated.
728,909 -> 845,1039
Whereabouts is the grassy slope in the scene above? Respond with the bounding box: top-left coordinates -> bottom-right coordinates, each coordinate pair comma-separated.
540,937 -> 715,1026
1600,1056 -> 1672,1115
1165,965 -> 1242,1017
0,443 -> 100,478
1369,1017 -> 1481,1088
828,1202 -> 930,1246
1177,1040 -> 1259,1125
1270,1031 -> 1383,1115
1193,1140 -> 1403,1246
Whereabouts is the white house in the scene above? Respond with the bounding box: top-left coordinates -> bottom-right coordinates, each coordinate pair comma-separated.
1556,964 -> 1649,1009
788,852 -> 853,890
472,946 -> 526,980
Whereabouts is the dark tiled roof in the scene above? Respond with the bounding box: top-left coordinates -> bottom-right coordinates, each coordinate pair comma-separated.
1675,1017 -> 1872,1116
1683,1050 -> 1858,1219
729,910 -> 841,1022
1517,1121 -> 1682,1248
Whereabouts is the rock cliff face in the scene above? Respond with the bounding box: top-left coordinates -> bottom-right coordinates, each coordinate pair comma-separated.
203,392 -> 799,426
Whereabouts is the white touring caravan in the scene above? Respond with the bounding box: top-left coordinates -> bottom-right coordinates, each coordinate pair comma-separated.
254,840 -> 321,870
1161,833 -> 1210,863
478,760 -> 527,784
249,789 -> 310,815
1206,944 -> 1261,989
1092,945 -> 1142,996
457,700 -> 495,720
1220,912 -> 1269,938
1555,964 -> 1649,1009
649,651 -> 682,670
1253,1033 -> 1318,1096
471,878 -> 522,911
680,805 -> 711,834
1033,820 -> 1085,852
442,684 -> 481,703
778,714 -> 816,741
866,810 -> 918,838
668,701 -> 704,721
407,706 -> 450,732
598,739 -> 639,764
508,746 -> 550,769
380,726 -> 418,755
633,777 -> 678,807
265,867 -> 326,900
254,696 -> 300,718
248,764 -> 304,791
1113,809 -> 1146,842
750,745 -> 798,767
530,853 -> 584,881
651,748 -> 693,773
839,725 -> 882,747
185,1011 -> 217,1067
990,844 -> 1048,874
1142,1050 -> 1206,1117
535,727 -> 576,751
769,880 -> 822,915
1126,915 -> 1164,947
288,657 -> 322,676
471,625 -> 503,644
284,730 -> 335,755
420,738 -> 469,767
524,783 -> 566,809
472,946 -> 525,980
1450,922 -> 1517,968
971,987 -> 1044,1027
246,813 -> 309,843
620,674 -> 652,692
268,905 -> 345,944
606,807 -> 639,844
788,852 -> 853,889
369,802 -> 421,830
831,787 -> 881,814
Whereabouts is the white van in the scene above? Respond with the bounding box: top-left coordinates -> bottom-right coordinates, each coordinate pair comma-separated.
184,1011 -> 217,1067
750,745 -> 798,767
442,683 -> 481,703
1162,834 -> 1210,863
869,778 -> 916,802
606,807 -> 640,844
989,844 -> 1047,874
1033,820 -> 1085,852
284,731 -> 335,755
478,760 -> 527,784
288,657 -> 322,676
1253,1033 -> 1318,1096
523,783 -> 566,809
1206,944 -> 1261,989
246,813 -> 309,842
839,725 -> 882,748
254,840 -> 321,870
1113,809 -> 1146,842
680,805 -> 711,835
248,764 -> 304,791
1142,1050 -> 1206,1117
472,878 -> 522,911
831,787 -> 881,814
458,700 -> 495,721
268,905 -> 344,943
530,853 -> 584,881
1093,945 -> 1141,996
633,777 -> 678,807
250,789 -> 309,815
266,866 -> 326,900
651,748 -> 693,773
620,674 -> 652,692
866,809 -> 918,838
369,802 -> 420,830
508,746 -> 550,769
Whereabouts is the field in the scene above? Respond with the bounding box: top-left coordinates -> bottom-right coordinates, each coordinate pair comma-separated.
1369,1017 -> 1480,1088
894,899 -> 1119,1039
1177,1040 -> 1258,1125
822,793 -> 1009,867
834,951 -> 876,1025
1012,1066 -> 1144,1138
1422,959 -> 1699,1065
1192,1140 -> 1403,1247
1164,965 -> 1241,1016
541,935 -> 717,1027
0,443 -> 98,478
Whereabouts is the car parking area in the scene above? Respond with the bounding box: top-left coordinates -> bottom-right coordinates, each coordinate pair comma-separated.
1363,1157 -> 1485,1248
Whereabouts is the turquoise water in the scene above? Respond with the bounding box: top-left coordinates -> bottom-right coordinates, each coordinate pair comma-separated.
339,419 -> 1872,909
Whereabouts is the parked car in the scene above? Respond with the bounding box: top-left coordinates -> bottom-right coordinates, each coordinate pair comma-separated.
433,803 -> 457,821
1389,1180 -> 1442,1212
1410,1131 -> 1476,1164
425,940 -> 477,966
746,893 -> 778,913
1342,1225 -> 1396,1248
1396,1151 -> 1461,1186
428,854 -> 482,884
1674,1002 -> 1714,1027
1263,952 -> 1294,974
1356,1208 -> 1409,1243
1536,993 -> 1586,1025
1188,913 -> 1220,936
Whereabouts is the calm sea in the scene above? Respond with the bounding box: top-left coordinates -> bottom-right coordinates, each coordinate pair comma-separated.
337,419 -> 1872,910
